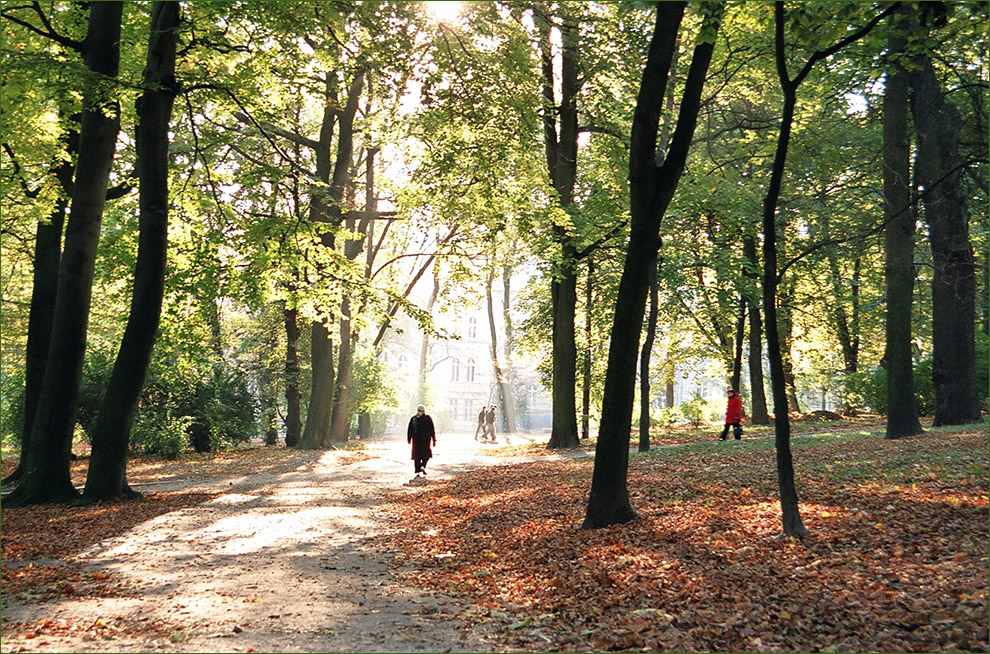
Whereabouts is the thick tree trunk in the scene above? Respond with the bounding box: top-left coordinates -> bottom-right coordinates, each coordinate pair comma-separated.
909,51 -> 980,426
638,262 -> 659,452
299,322 -> 335,449
283,305 -> 302,447
300,69 -> 363,448
549,261 -> 579,447
329,300 -> 355,443
585,2 -> 718,529
540,10 -> 581,449
8,2 -> 124,506
883,16 -> 924,439
2,115 -> 77,487
84,1 -> 180,501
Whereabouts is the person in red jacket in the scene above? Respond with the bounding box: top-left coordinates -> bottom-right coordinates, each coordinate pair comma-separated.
719,388 -> 743,441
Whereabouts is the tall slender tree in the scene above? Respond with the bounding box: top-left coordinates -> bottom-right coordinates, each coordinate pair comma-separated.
584,2 -> 722,529
759,1 -> 896,537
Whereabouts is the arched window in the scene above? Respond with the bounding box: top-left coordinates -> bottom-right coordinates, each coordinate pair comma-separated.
398,354 -> 408,368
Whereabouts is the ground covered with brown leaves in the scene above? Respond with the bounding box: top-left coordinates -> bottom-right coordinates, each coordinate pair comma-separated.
380,427 -> 989,653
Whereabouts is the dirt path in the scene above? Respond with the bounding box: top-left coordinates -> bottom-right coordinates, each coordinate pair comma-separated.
2,433 -> 582,653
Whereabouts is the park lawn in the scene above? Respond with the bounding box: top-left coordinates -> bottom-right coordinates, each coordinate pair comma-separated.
380,426 -> 989,653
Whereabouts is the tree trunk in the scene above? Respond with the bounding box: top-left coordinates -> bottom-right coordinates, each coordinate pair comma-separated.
909,49 -> 980,426
584,2 -> 718,529
417,274 -> 440,405
778,279 -> 801,413
300,69 -> 363,448
486,266 -> 516,433
7,2 -> 124,506
731,296 -> 745,391
743,235 -> 769,424
298,322 -> 335,449
582,253 -> 594,439
549,258 -> 579,447
283,305 -> 302,447
883,12 -> 924,439
757,0 -> 895,536
501,261 -> 518,433
2,113 -> 78,487
638,262 -> 659,452
84,1 -> 180,502
665,380 -> 675,409
540,10 -> 581,449
329,299 -> 354,443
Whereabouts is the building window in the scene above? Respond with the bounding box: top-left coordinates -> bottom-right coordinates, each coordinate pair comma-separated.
398,354 -> 407,368
451,357 -> 460,382
466,358 -> 475,382
468,317 -> 477,339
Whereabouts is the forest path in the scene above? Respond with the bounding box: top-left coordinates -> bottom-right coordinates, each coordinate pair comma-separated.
2,433 -> 583,653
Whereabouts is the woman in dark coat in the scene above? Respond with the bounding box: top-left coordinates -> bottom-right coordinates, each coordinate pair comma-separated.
407,404 -> 436,476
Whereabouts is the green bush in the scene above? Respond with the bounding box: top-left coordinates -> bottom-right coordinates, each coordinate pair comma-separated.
133,412 -> 193,459
680,395 -> 717,427
653,406 -> 684,428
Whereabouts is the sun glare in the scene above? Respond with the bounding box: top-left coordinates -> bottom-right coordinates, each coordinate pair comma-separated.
427,1 -> 462,24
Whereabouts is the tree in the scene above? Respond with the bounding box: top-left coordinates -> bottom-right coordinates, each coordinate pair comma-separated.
882,6 -> 924,439
758,1 -> 896,537
538,4 -> 581,449
908,9 -> 981,427
82,1 -> 181,501
584,2 -> 722,529
7,2 -> 124,506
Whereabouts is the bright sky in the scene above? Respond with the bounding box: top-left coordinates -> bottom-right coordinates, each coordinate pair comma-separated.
426,1 -> 463,23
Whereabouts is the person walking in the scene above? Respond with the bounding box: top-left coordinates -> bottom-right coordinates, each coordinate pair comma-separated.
719,388 -> 743,441
484,404 -> 498,442
407,404 -> 436,476
474,406 -> 487,441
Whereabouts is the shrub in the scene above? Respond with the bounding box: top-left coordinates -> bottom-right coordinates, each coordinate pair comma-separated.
133,412 -> 193,459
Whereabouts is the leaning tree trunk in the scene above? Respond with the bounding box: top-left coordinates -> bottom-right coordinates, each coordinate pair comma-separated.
2,112 -> 78,487
584,2 -> 719,529
909,49 -> 980,426
7,2 -> 124,506
883,11 -> 924,439
84,1 -> 180,502
638,261 -> 659,452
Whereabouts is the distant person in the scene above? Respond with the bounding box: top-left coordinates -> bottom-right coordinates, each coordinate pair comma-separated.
474,406 -> 487,441
719,388 -> 743,441
407,404 -> 436,476
485,404 -> 498,442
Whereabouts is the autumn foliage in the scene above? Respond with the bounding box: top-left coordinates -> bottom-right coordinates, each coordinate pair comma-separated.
380,429 -> 989,652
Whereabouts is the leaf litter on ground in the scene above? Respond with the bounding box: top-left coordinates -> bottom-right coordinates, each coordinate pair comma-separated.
378,428 -> 989,653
